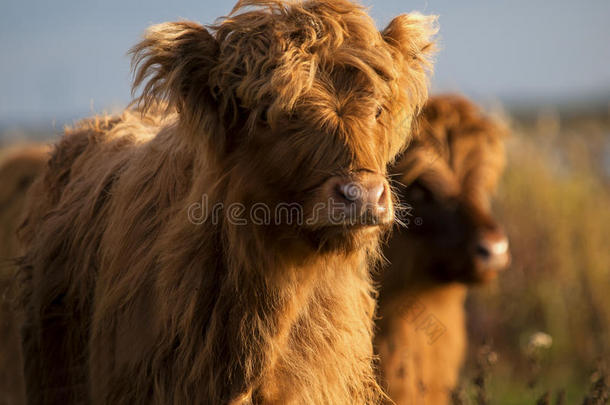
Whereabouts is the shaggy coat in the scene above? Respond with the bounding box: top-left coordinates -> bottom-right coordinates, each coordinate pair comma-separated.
0,145 -> 48,405
375,95 -> 508,405
18,1 -> 436,404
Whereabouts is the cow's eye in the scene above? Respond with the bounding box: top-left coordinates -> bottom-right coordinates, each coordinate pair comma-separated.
375,106 -> 383,120
260,108 -> 269,123
406,181 -> 431,203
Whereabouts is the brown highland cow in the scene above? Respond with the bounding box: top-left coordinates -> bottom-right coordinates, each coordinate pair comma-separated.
375,95 -> 510,405
18,1 -> 437,403
0,145 -> 49,405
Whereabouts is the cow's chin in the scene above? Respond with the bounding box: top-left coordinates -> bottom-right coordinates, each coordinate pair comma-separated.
468,267 -> 502,284
429,261 -> 500,285
304,223 -> 388,254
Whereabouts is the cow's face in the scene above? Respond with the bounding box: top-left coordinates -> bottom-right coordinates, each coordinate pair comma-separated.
229,65 -> 402,253
211,1 -> 437,252
397,177 -> 509,283
387,96 -> 509,283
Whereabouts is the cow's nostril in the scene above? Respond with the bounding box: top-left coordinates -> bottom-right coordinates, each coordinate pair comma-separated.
335,183 -> 360,203
326,174 -> 392,227
343,183 -> 364,202
475,243 -> 491,259
368,182 -> 385,207
379,185 -> 388,205
473,229 -> 510,273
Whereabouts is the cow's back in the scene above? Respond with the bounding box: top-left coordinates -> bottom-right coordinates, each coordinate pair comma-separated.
18,115 -> 146,404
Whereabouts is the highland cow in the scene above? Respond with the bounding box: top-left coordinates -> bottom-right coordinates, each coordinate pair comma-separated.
18,1 -> 436,403
375,95 -> 510,405
0,145 -> 48,405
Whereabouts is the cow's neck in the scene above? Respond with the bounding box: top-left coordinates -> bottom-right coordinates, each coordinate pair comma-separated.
219,222 -> 378,401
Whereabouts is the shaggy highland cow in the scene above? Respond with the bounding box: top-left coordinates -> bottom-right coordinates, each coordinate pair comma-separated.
18,1 -> 436,403
375,95 -> 510,405
0,145 -> 48,405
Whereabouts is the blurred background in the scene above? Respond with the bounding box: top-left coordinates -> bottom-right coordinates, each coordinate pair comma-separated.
1,0 -> 609,130
1,1 -> 608,403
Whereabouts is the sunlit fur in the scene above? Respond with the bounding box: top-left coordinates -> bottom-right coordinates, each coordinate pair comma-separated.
375,95 -> 507,405
18,1 -> 436,403
0,145 -> 49,405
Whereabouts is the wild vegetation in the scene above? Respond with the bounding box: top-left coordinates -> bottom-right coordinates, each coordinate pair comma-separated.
460,106 -> 610,404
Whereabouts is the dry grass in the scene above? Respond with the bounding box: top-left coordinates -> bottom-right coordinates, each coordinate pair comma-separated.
460,107 -> 610,404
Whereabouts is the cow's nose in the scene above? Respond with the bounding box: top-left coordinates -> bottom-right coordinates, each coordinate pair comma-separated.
474,227 -> 510,273
332,173 -> 391,225
337,180 -> 386,209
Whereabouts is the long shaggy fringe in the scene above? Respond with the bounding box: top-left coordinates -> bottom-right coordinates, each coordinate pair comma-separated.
393,94 -> 506,206
18,1 -> 437,404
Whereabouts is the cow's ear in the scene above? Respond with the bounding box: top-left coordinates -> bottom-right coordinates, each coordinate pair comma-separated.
130,22 -> 221,135
382,13 -> 438,112
382,13 -> 437,69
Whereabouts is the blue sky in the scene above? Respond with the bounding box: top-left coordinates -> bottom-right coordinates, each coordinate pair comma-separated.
1,0 -> 609,125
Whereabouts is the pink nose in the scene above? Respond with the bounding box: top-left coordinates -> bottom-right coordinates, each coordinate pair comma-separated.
474,227 -> 510,273
331,173 -> 391,225
338,181 -> 385,206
